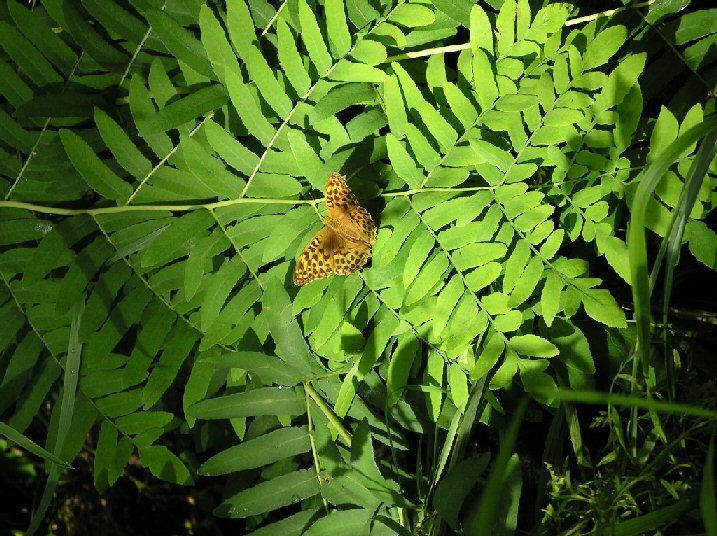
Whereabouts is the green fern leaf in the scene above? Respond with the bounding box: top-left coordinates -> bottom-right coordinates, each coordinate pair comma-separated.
215,468 -> 320,518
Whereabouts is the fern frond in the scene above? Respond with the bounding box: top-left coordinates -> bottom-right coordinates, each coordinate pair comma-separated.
2,0 -> 717,532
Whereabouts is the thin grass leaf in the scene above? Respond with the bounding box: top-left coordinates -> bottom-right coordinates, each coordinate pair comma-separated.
613,498 -> 695,536
466,397 -> 528,535
0,422 -> 71,468
551,389 -> 717,419
651,131 -> 717,397
652,132 -> 717,290
628,117 -> 717,374
432,394 -> 464,492
27,298 -> 85,536
434,454 -> 490,530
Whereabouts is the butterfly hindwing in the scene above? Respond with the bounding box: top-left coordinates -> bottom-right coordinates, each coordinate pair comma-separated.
293,226 -> 337,286
350,205 -> 378,244
333,239 -> 371,275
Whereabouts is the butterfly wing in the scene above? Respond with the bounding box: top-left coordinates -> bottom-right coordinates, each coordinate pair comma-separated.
293,226 -> 339,286
349,205 -> 377,244
333,239 -> 372,275
325,172 -> 359,218
294,173 -> 377,286
324,173 -> 377,245
293,226 -> 373,285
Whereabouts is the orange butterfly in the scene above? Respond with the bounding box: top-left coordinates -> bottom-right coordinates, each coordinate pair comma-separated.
293,173 -> 377,285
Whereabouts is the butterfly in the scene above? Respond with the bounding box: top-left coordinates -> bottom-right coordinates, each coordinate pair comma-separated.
293,173 -> 377,285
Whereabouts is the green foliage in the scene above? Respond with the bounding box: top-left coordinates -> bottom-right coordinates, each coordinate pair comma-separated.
1,0 -> 717,534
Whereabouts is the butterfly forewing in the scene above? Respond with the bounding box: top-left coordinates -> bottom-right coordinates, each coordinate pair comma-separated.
325,172 -> 360,215
325,173 -> 376,244
293,173 -> 377,285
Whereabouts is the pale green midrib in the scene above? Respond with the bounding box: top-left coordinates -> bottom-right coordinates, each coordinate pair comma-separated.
0,186 -> 495,216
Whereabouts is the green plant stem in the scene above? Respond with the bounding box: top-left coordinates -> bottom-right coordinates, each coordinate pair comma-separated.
385,1 -> 656,62
565,0 -> 656,26
0,198 -> 320,216
305,387 -> 330,514
0,171 -> 638,217
552,389 -> 717,420
304,381 -> 352,446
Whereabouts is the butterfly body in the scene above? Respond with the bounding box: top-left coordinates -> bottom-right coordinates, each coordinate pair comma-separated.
293,173 -> 377,286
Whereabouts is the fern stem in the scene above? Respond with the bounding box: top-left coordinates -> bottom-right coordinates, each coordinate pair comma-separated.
5,53 -> 84,200
261,1 -> 286,37
382,185 -> 493,197
565,0 -> 656,27
0,197 -> 320,216
118,0 -> 168,88
5,117 -> 51,201
305,384 -> 330,513
385,43 -> 470,63
385,1 -> 656,62
125,111 -> 215,205
1,170 -> 640,216
304,381 -> 352,446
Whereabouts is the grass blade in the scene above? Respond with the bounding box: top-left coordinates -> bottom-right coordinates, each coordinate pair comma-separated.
0,421 -> 71,468
26,298 -> 85,535
467,397 -> 528,535
628,117 -> 717,375
551,388 -> 717,419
